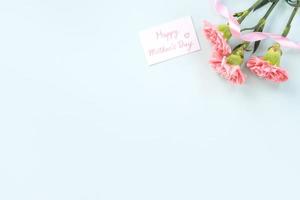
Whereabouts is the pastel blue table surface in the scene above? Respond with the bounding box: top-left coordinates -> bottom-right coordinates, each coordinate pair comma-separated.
0,0 -> 300,199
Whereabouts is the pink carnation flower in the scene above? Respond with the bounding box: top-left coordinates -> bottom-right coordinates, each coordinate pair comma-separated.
203,21 -> 231,56
210,53 -> 246,85
247,56 -> 288,83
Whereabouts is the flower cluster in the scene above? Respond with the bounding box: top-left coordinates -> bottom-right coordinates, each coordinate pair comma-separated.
204,21 -> 246,85
203,21 -> 288,85
202,0 -> 298,85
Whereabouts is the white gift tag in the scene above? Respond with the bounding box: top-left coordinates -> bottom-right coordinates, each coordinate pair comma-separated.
139,16 -> 201,65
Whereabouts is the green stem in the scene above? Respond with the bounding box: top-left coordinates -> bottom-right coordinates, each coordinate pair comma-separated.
262,0 -> 279,20
254,0 -> 279,32
282,5 -> 299,37
233,42 -> 250,54
237,0 -> 265,23
240,1 -> 278,32
250,0 -> 279,52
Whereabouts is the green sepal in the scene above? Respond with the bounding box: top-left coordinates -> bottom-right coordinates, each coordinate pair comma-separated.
263,43 -> 282,66
217,24 -> 232,40
226,54 -> 243,65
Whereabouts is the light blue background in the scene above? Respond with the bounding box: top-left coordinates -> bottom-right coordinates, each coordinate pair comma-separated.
0,0 -> 300,199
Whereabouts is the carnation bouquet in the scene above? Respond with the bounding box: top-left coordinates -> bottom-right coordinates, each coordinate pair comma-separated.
203,0 -> 300,85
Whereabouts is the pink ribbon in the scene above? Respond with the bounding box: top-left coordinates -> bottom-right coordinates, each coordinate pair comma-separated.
214,0 -> 300,49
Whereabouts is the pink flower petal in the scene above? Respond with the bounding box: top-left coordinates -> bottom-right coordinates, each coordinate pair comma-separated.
203,21 -> 231,56
247,56 -> 288,83
210,53 -> 246,85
